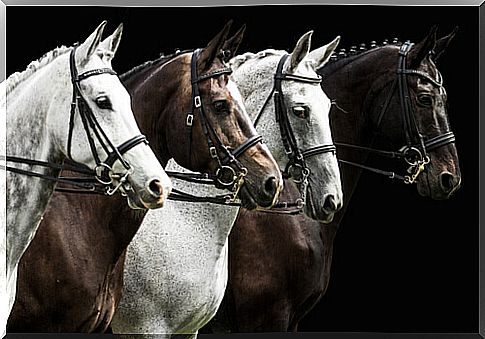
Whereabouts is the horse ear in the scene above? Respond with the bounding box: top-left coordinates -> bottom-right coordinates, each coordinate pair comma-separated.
432,26 -> 458,61
288,31 -> 313,72
198,20 -> 233,71
408,25 -> 438,69
98,23 -> 123,63
306,35 -> 340,70
76,20 -> 107,65
221,24 -> 246,62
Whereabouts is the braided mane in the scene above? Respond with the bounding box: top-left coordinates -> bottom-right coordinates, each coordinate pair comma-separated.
229,40 -> 406,70
327,38 -> 406,63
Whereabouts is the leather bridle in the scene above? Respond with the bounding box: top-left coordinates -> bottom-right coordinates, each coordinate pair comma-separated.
166,49 -> 264,204
253,53 -> 337,212
3,44 -> 148,196
336,41 -> 456,184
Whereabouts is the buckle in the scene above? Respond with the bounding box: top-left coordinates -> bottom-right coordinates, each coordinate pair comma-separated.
209,146 -> 218,159
215,165 -> 237,187
402,146 -> 423,166
94,163 -> 113,185
194,96 -> 201,108
186,114 -> 194,126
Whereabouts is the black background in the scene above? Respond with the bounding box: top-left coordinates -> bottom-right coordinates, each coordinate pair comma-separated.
6,5 -> 479,334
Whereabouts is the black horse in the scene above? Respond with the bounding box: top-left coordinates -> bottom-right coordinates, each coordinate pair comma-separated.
209,26 -> 461,332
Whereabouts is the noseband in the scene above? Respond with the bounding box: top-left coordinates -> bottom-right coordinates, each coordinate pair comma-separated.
254,53 -> 337,210
337,41 -> 456,184
3,45 -> 148,196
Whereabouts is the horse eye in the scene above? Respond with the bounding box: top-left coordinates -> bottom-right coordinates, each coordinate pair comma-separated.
213,100 -> 230,115
292,106 -> 309,119
417,94 -> 433,107
95,96 -> 112,110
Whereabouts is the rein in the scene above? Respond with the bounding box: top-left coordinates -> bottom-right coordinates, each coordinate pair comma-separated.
3,44 -> 148,196
335,41 -> 456,184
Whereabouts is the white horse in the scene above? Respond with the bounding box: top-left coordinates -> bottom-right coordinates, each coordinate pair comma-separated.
112,31 -> 342,339
0,21 -> 172,337
1,68 -> 7,339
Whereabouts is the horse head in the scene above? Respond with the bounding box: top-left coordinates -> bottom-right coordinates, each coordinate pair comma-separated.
137,21 -> 282,209
65,21 -> 172,209
365,26 -> 461,200
230,31 -> 343,222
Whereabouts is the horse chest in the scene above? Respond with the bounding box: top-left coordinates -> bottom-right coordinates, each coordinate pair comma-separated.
134,204 -> 233,331
114,170 -> 239,334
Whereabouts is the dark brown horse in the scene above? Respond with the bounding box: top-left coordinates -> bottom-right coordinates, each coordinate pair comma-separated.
7,22 -> 282,333
208,26 -> 462,332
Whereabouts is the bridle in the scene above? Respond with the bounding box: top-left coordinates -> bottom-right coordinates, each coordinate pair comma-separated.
252,53 -> 337,213
336,41 -> 456,184
3,44 -> 148,196
165,49 -> 264,204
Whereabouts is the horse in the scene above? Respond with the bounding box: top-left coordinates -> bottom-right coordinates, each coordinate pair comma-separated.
207,26 -> 462,333
1,21 -> 172,336
7,21 -> 282,333
111,30 -> 342,339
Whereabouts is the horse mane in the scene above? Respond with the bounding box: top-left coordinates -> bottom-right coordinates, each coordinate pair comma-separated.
229,49 -> 285,70
120,59 -> 163,81
6,45 -> 72,95
120,50 -> 192,81
326,38 -> 406,65
317,39 -> 405,79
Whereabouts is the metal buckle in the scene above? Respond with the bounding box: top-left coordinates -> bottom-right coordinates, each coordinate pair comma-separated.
216,165 -> 237,186
186,114 -> 194,126
402,146 -> 424,166
288,164 -> 310,184
194,96 -> 201,108
225,167 -> 248,203
288,163 -> 303,183
296,198 -> 305,209
209,147 -> 218,159
404,155 -> 430,185
95,163 -> 114,185
105,171 -> 129,196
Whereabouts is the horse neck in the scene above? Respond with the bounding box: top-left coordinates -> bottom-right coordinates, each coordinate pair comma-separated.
5,53 -> 70,275
321,48 -> 396,146
319,48 -> 398,210
6,54 -> 70,161
124,56 -> 186,167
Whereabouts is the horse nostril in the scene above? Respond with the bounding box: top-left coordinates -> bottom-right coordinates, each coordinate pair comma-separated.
440,172 -> 456,193
264,176 -> 278,197
323,195 -> 339,213
147,179 -> 163,198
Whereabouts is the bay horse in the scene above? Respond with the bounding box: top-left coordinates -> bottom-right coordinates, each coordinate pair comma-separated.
208,26 -> 462,332
1,21 -> 172,336
8,21 -> 281,332
111,30 -> 342,339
